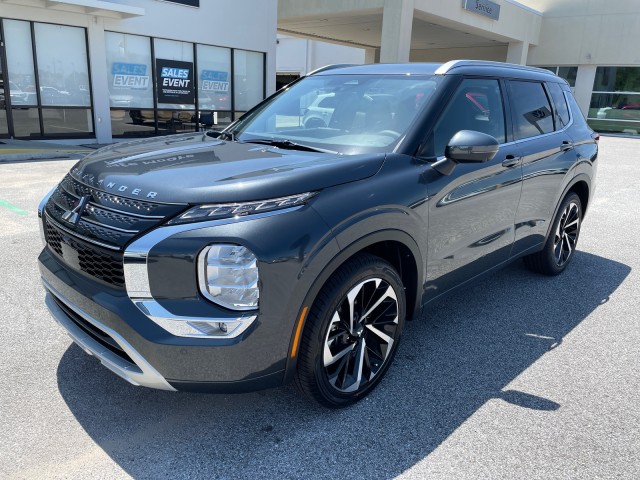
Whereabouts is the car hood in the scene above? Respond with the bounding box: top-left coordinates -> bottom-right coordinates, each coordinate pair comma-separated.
70,133 -> 385,204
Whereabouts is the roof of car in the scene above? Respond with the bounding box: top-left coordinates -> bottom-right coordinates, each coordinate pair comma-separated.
312,60 -> 564,83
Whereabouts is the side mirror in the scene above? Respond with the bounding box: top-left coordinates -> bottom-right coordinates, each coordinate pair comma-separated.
445,130 -> 499,163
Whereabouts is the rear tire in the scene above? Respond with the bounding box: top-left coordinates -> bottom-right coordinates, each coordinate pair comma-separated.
294,253 -> 406,408
523,192 -> 582,275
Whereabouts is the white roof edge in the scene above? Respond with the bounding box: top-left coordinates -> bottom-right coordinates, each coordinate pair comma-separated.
503,0 -> 543,17
47,0 -> 145,16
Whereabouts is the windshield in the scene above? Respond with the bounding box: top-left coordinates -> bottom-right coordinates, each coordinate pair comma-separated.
228,74 -> 441,155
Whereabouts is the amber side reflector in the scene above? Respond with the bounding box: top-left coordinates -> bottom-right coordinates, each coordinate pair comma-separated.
290,306 -> 309,358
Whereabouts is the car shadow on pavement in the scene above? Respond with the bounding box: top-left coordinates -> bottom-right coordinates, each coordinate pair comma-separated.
56,251 -> 630,479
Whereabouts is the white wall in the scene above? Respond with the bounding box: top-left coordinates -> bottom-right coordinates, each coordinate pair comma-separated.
276,35 -> 365,76
528,0 -> 640,66
410,45 -> 508,63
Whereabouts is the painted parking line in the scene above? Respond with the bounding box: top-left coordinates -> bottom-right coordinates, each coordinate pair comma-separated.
0,199 -> 29,216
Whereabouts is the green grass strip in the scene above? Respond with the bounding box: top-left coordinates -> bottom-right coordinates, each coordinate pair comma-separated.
0,199 -> 29,216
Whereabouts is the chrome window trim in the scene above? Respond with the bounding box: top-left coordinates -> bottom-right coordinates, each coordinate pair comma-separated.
433,91 -> 575,162
123,205 -> 302,339
42,277 -> 175,391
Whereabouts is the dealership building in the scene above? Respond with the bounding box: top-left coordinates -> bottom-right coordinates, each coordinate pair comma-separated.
1,0 -> 640,142
0,0 -> 276,143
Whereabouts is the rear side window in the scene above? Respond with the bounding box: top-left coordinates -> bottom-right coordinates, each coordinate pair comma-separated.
509,81 -> 554,140
546,82 -> 570,129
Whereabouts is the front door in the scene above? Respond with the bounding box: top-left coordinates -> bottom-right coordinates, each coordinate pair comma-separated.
423,78 -> 523,301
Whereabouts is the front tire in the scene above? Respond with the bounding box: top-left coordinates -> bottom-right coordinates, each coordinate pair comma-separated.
523,192 -> 582,275
294,254 -> 406,408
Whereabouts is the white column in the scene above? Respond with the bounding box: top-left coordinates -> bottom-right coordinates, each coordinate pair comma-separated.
86,17 -> 111,144
380,0 -> 414,63
364,47 -> 380,64
506,41 -> 529,65
573,65 -> 597,118
264,7 -> 278,95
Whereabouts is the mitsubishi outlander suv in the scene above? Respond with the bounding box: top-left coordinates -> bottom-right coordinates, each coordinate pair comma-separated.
38,61 -> 598,407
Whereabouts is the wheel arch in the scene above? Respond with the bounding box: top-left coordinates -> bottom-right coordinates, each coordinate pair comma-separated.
544,173 -> 591,242
284,229 -> 423,383
567,178 -> 590,218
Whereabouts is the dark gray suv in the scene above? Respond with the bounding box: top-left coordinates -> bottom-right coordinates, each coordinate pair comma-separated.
38,61 -> 598,407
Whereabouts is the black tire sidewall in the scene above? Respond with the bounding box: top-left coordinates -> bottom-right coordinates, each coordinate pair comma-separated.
544,192 -> 582,274
308,257 -> 406,406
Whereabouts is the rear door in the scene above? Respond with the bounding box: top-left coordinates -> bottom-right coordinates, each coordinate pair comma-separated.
508,80 -> 579,256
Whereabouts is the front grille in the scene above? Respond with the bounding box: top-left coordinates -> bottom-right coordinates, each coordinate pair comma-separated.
44,174 -> 187,288
45,218 -> 126,288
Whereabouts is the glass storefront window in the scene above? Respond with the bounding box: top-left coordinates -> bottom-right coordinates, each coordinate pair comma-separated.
4,20 -> 37,107
234,50 -> 264,111
102,32 -> 265,138
34,23 -> 91,107
111,109 -> 155,137
537,66 -> 578,87
11,108 -> 40,138
42,108 -> 93,136
105,32 -> 154,109
154,39 -> 195,110
588,66 -> 640,136
197,44 -> 231,111
156,110 -> 197,135
0,111 -> 8,136
593,67 -> 640,92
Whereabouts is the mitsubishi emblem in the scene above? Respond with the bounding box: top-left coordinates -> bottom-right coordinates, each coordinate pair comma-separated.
62,195 -> 91,225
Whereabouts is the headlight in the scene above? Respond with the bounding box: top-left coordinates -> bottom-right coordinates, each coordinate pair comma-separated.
198,244 -> 259,310
168,192 -> 316,224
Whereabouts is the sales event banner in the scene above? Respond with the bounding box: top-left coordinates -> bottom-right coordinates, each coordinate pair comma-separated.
112,63 -> 150,89
156,59 -> 195,105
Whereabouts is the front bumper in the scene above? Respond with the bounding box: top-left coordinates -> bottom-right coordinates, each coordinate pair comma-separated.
44,279 -> 175,391
39,247 -> 287,392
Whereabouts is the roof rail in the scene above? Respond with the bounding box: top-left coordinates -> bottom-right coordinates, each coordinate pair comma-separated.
307,64 -> 355,75
435,60 -> 552,75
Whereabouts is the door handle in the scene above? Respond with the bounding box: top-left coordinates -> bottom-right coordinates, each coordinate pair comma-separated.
502,154 -> 521,168
561,140 -> 574,152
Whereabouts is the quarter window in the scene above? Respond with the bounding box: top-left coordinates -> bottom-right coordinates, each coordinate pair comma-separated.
433,78 -> 506,157
509,81 -> 554,140
546,82 -> 570,130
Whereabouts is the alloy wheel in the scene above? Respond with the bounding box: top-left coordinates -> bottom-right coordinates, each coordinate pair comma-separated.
322,278 -> 399,393
553,201 -> 580,267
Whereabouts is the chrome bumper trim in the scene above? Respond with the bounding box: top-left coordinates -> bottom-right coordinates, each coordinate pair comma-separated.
42,278 -> 176,391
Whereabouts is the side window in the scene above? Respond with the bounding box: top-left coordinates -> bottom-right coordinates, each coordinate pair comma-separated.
432,78 -> 506,157
509,81 -> 554,140
546,82 -> 570,129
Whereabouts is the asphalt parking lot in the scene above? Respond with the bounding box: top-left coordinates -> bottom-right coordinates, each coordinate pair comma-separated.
1,136 -> 639,479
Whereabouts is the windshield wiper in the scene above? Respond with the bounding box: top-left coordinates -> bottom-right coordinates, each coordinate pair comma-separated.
242,138 -> 337,154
